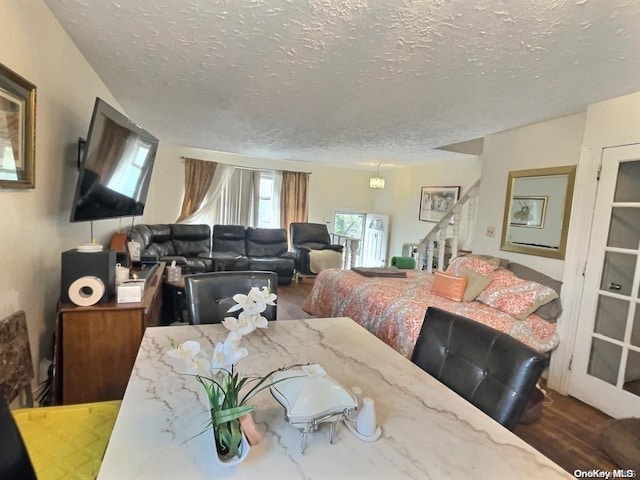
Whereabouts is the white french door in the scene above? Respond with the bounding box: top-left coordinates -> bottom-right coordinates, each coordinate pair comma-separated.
569,144 -> 640,418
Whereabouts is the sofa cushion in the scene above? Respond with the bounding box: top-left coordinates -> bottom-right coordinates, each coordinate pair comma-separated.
446,255 -> 500,277
507,262 -> 563,322
290,223 -> 331,246
246,227 -> 288,257
247,257 -> 295,284
213,225 -> 247,255
129,224 -> 175,257
476,268 -> 559,320
459,268 -> 493,302
171,224 -> 211,257
432,271 -> 468,302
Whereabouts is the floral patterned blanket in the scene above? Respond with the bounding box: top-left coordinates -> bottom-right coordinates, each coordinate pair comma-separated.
302,269 -> 560,357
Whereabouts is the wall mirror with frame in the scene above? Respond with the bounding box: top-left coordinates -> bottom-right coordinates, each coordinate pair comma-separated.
500,165 -> 577,259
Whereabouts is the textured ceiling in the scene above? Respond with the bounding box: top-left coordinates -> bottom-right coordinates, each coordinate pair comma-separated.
44,0 -> 640,168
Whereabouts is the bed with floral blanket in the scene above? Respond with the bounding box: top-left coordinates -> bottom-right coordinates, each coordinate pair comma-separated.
302,268 -> 560,358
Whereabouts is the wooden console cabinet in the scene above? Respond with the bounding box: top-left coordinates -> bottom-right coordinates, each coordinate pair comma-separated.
56,263 -> 164,404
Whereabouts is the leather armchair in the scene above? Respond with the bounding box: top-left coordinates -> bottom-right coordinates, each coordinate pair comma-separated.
246,227 -> 295,285
128,224 -> 212,273
289,222 -> 344,276
411,307 -> 548,430
184,271 -> 278,325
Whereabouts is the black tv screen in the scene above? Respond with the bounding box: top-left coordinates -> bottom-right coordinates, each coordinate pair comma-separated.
69,98 -> 159,222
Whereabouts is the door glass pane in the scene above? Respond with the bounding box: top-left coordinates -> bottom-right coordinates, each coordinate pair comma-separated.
600,252 -> 636,297
632,308 -> 640,348
607,207 -> 640,249
594,296 -> 629,341
587,337 -> 622,386
614,160 -> 640,203
334,213 -> 364,239
623,349 -> 640,397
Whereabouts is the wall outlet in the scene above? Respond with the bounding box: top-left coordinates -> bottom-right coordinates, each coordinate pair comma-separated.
486,226 -> 495,237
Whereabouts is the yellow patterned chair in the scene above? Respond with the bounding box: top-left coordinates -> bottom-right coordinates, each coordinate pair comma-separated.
0,311 -> 120,480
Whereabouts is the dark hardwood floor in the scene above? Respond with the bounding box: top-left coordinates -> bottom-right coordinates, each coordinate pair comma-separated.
277,280 -> 618,474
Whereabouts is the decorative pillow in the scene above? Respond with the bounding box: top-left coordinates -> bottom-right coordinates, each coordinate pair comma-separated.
432,271 -> 468,302
476,268 -> 559,320
459,268 -> 493,302
507,262 -> 563,322
446,255 -> 500,277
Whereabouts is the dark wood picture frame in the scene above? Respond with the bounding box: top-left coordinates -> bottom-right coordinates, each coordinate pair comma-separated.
0,63 -> 36,189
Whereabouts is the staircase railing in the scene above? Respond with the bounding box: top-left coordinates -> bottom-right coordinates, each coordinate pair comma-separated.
415,179 -> 481,272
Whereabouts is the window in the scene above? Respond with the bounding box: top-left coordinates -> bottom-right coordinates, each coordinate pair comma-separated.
257,172 -> 278,228
216,168 -> 281,227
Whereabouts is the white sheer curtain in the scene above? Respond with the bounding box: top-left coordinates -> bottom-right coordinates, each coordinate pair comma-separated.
179,164 -> 235,225
270,170 -> 283,228
217,169 -> 258,226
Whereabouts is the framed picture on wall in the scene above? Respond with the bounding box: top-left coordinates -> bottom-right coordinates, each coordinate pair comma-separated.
510,196 -> 548,228
418,186 -> 460,223
0,63 -> 36,189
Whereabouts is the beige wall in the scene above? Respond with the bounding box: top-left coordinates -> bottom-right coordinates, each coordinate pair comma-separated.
0,1 -> 124,375
583,91 -> 640,148
143,144 -> 376,227
471,113 -> 587,280
374,157 -> 483,261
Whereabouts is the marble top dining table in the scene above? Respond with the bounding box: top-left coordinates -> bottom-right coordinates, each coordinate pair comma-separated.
97,317 -> 571,479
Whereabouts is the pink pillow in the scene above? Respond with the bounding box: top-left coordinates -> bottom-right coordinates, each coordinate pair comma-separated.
432,271 -> 468,302
476,268 -> 559,320
446,256 -> 499,277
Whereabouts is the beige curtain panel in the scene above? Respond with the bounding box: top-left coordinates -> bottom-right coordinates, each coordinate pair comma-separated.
176,157 -> 217,222
280,170 -> 309,231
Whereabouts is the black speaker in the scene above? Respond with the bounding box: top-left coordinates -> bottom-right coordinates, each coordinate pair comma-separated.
61,249 -> 116,304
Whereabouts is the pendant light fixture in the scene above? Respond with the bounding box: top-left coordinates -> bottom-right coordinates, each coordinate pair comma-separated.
369,163 -> 385,189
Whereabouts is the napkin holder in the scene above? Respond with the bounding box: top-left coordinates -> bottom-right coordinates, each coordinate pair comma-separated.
270,364 -> 357,454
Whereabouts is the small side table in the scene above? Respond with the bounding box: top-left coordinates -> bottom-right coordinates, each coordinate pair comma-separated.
198,251 -> 242,272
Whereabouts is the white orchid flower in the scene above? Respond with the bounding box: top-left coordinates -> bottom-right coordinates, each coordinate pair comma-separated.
166,340 -> 210,374
227,286 -> 277,315
222,315 -> 256,336
211,332 -> 248,373
249,286 -> 277,306
240,310 -> 268,330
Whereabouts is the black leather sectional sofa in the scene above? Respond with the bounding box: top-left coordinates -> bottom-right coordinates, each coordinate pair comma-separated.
128,223 -> 295,284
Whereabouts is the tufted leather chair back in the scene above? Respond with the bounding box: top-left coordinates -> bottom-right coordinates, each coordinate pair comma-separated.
184,271 -> 277,325
411,307 -> 548,430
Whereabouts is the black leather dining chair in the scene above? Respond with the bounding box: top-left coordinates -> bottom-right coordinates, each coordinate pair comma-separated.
411,307 -> 549,431
184,271 -> 278,325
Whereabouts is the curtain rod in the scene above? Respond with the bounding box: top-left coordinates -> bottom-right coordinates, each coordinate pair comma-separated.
179,156 -> 311,174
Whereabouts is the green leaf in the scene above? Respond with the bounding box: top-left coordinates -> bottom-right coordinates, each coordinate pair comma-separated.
213,405 -> 255,426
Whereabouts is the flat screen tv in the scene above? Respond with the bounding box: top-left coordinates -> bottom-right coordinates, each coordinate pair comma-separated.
69,97 -> 159,222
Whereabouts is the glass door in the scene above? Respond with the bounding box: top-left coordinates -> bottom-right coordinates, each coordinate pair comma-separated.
570,144 -> 640,418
